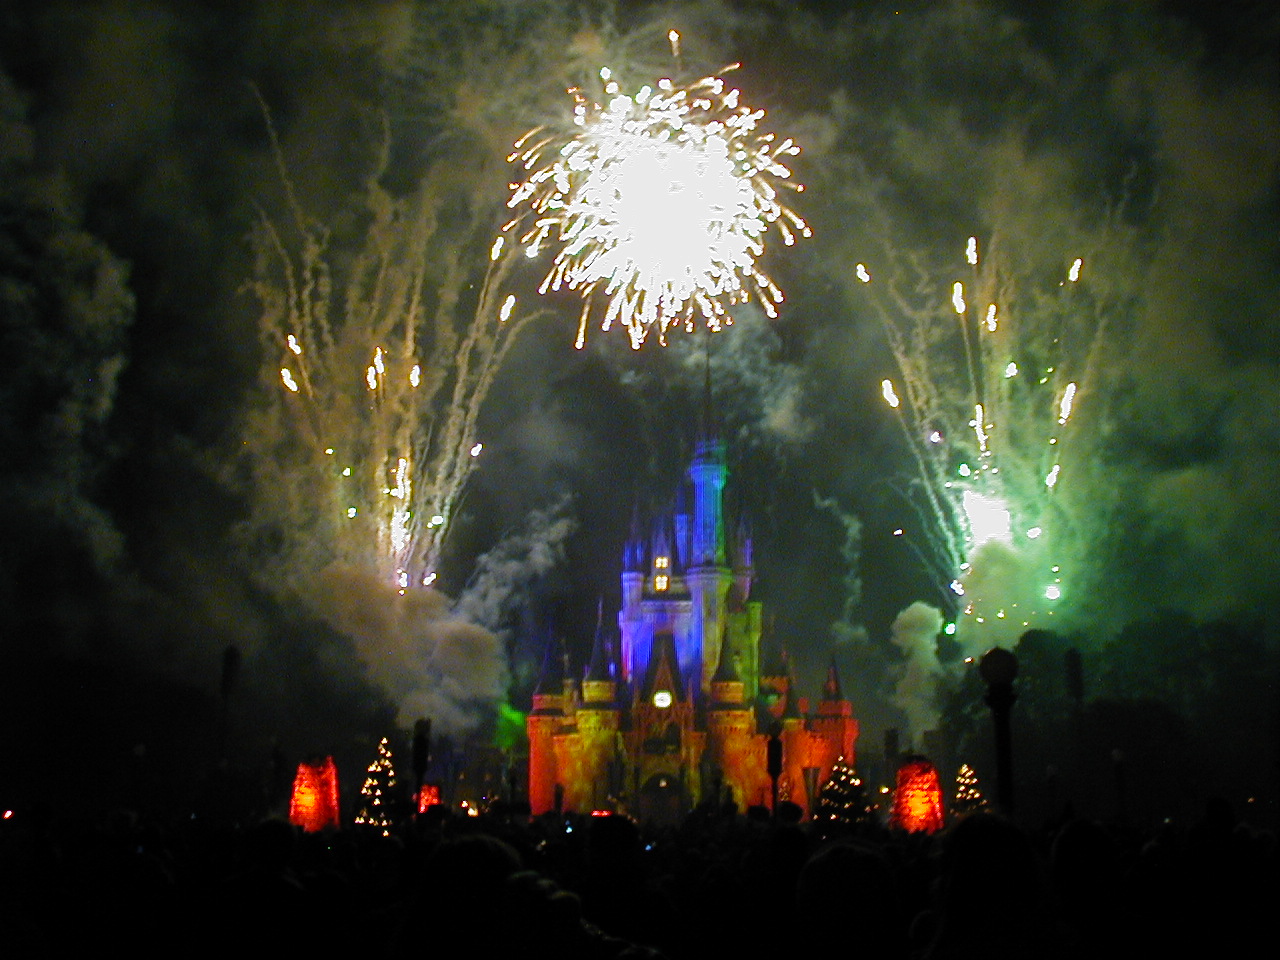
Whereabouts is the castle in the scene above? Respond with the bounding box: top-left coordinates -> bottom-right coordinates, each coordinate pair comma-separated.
527,427 -> 858,821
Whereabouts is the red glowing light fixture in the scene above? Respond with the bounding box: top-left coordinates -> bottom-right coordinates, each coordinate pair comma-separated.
890,756 -> 945,834
289,756 -> 341,833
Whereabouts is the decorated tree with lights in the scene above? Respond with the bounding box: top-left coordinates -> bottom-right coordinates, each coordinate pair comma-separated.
354,737 -> 398,836
952,763 -> 988,817
813,757 -> 873,831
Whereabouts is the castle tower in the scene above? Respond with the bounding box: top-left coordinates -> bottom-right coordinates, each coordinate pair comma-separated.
526,644 -> 568,815
810,659 -> 860,764
686,428 -> 734,693
573,615 -> 622,811
706,630 -> 767,809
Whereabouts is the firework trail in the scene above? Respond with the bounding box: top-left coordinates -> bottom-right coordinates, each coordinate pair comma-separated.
505,39 -> 810,349
239,119 -> 546,600
857,223 -> 1135,650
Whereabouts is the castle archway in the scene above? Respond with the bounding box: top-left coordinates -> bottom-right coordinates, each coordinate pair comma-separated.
636,772 -> 685,826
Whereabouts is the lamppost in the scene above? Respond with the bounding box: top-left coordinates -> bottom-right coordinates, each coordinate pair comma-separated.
767,731 -> 783,818
980,646 -> 1019,817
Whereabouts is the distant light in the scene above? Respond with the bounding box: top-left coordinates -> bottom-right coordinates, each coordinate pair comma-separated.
324,447 -> 334,455
958,463 -> 971,477
944,623 -> 957,636
966,236 -> 978,265
1026,526 -> 1042,539
881,379 -> 900,408
499,294 -> 517,323
423,572 -> 437,586
281,368 -> 299,392
430,514 -> 445,526
1045,584 -> 1062,600
856,263 -> 871,283
470,442 -> 484,457
1068,258 -> 1082,282
929,431 -> 943,444
342,467 -> 352,477
893,528 -> 903,536
952,281 -> 966,314
949,580 -> 965,596
347,507 -> 357,518
1004,361 -> 1018,378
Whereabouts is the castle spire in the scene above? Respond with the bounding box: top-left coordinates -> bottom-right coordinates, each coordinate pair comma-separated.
688,345 -> 727,568
696,338 -> 715,446
711,627 -> 740,684
823,658 -> 844,700
584,599 -> 615,684
623,501 -> 646,572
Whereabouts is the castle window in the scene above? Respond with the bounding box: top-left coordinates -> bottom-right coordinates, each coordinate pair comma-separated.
654,574 -> 669,592
654,555 -> 669,569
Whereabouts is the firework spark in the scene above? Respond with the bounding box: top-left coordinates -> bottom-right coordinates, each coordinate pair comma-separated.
860,230 -> 1133,648
240,156 -> 543,597
507,65 -> 810,349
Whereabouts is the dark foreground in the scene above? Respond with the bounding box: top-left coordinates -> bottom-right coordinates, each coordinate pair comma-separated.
2,800 -> 1274,959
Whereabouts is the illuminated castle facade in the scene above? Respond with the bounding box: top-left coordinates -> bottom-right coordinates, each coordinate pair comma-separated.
528,430 -> 858,820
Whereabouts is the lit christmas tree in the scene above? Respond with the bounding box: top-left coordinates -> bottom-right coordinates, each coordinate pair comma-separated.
952,763 -> 988,816
813,757 -> 873,831
354,737 -> 398,836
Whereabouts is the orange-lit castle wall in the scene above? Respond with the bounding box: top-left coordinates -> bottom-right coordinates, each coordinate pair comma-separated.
890,756 -> 945,834
529,434 -> 859,821
289,756 -> 340,832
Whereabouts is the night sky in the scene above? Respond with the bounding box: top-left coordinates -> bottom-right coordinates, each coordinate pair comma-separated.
1,1 -> 1277,815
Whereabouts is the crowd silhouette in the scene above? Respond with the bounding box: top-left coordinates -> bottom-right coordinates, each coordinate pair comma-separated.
2,797 -> 1274,958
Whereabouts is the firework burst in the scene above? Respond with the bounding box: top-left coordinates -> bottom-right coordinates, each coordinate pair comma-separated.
858,228 -> 1134,648
239,125 -> 544,597
505,63 -> 810,349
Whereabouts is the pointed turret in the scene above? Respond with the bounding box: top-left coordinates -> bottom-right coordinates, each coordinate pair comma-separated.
583,601 -> 619,706
531,638 -> 567,707
642,629 -> 685,706
650,517 -> 676,595
811,655 -> 859,766
710,628 -> 745,707
623,502 -> 646,572
823,658 -> 843,701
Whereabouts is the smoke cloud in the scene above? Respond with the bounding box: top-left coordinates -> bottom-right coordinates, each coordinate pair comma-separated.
889,601 -> 947,749
312,564 -> 506,736
456,495 -> 578,633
